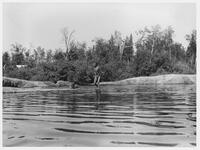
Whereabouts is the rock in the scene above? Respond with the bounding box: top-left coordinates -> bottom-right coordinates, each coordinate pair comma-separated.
29,81 -> 49,87
3,77 -> 55,88
3,77 -> 24,87
71,82 -> 79,89
23,82 -> 37,88
44,81 -> 57,87
56,80 -> 72,87
56,80 -> 79,88
101,74 -> 196,85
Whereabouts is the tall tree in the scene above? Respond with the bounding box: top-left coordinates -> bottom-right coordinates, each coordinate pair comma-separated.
11,43 -> 25,65
186,30 -> 196,68
35,46 -> 45,64
3,52 -> 11,66
61,27 -> 75,60
54,49 -> 65,61
46,49 -> 53,62
163,26 -> 174,61
108,35 -> 120,61
113,31 -> 124,59
69,41 -> 86,61
122,34 -> 134,63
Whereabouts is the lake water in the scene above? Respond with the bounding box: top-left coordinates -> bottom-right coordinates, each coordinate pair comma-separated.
3,85 -> 196,147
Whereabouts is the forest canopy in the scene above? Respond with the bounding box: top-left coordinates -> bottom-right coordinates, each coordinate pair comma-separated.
3,25 -> 196,84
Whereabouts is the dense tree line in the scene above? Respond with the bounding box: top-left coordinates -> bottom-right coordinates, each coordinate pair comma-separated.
3,25 -> 196,84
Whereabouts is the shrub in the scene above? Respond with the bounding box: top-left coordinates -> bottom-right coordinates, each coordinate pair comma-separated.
172,61 -> 195,74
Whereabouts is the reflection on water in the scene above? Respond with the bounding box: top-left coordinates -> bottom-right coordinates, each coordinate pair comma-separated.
3,85 -> 196,147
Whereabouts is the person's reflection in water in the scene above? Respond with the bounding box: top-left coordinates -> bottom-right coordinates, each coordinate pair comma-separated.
70,91 -> 77,113
95,89 -> 101,110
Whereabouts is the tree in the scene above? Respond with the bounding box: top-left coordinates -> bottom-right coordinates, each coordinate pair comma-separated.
186,30 -> 196,68
46,49 -> 53,62
24,49 -> 30,61
113,31 -> 124,59
69,41 -> 86,61
3,52 -> 10,66
93,38 -> 109,64
170,42 -> 185,62
163,26 -> 174,61
53,49 -> 65,61
134,25 -> 176,75
32,46 -> 46,64
122,34 -> 134,63
134,49 -> 151,76
108,34 -> 120,61
23,49 -> 36,67
61,27 -> 75,60
3,26 -> 196,83
11,43 -> 25,65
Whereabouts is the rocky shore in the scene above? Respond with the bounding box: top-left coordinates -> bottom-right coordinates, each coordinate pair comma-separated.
101,74 -> 196,85
3,74 -> 196,93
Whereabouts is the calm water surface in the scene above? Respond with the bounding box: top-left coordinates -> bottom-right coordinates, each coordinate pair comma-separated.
3,85 -> 196,147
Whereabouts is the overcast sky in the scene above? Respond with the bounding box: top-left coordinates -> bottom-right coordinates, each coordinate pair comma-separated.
3,3 -> 196,51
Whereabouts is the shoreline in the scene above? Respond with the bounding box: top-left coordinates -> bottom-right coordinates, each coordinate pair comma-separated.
101,74 -> 196,85
3,74 -> 196,93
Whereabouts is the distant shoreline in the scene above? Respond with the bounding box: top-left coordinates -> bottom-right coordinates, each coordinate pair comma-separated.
3,74 -> 196,93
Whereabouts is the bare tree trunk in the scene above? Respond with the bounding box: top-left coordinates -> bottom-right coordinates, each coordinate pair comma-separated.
150,39 -> 154,64
61,28 -> 75,60
119,41 -> 125,60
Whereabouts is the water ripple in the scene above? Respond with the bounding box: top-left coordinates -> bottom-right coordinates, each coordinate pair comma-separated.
3,84 -> 196,146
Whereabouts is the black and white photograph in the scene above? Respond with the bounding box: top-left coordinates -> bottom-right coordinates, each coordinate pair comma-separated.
1,1 -> 197,147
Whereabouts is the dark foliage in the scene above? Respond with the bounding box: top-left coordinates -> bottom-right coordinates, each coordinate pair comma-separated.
3,26 -> 196,84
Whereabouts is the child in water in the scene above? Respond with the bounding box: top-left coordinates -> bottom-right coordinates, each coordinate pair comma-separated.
93,63 -> 101,87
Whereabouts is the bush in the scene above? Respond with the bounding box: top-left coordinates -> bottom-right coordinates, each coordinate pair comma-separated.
6,67 -> 32,80
172,61 -> 195,74
151,68 -> 170,76
3,27 -> 196,84
74,60 -> 93,84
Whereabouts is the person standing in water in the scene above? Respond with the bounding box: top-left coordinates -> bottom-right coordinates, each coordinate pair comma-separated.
93,63 -> 101,88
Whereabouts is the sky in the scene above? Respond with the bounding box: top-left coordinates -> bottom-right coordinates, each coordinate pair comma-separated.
3,3 -> 196,51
